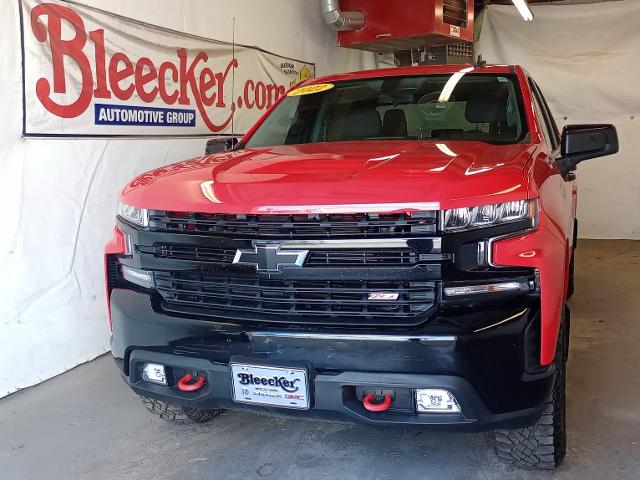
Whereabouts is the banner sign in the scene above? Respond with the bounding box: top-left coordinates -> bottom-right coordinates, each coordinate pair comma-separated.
20,0 -> 315,137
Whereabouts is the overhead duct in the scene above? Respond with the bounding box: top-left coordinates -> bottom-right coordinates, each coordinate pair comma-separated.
321,0 -> 365,31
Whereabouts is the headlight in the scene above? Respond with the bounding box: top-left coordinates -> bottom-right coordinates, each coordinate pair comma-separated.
442,199 -> 537,232
118,201 -> 148,227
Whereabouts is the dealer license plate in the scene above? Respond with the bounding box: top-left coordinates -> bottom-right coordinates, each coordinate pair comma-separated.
230,364 -> 309,409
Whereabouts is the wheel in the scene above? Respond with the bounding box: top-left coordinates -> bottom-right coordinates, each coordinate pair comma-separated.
567,252 -> 575,299
493,316 -> 567,469
142,397 -> 224,424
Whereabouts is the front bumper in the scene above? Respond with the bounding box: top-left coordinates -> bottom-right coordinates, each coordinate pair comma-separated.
111,289 -> 554,430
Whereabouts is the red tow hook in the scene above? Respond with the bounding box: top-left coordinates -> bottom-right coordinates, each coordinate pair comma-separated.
363,393 -> 392,412
177,374 -> 205,392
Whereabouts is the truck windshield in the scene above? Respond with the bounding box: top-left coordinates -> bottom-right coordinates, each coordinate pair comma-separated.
245,73 -> 528,148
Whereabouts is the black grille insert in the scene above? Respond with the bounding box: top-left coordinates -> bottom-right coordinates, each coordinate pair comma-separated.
154,271 -> 436,326
106,255 -> 120,289
153,244 -> 236,263
305,249 -> 417,266
149,243 -> 421,267
147,211 -> 437,238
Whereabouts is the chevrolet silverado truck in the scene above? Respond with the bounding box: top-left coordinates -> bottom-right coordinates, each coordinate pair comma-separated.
105,64 -> 618,469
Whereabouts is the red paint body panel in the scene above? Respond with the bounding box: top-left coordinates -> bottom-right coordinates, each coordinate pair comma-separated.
492,213 -> 567,365
310,64 -> 516,85
112,65 -> 577,366
121,141 -> 532,214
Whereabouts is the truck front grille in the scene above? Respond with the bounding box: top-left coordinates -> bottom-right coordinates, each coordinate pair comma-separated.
151,243 -> 420,267
154,271 -> 436,326
148,211 -> 437,238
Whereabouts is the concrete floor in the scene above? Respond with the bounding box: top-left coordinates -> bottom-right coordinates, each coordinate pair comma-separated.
1,239 -> 639,480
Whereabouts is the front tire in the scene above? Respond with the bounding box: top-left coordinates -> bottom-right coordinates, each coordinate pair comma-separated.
142,397 -> 224,424
493,318 -> 567,469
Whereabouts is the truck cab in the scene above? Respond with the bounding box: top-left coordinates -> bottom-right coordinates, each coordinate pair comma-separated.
105,64 -> 617,469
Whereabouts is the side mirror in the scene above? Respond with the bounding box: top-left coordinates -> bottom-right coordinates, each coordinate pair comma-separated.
557,124 -> 618,175
205,137 -> 239,155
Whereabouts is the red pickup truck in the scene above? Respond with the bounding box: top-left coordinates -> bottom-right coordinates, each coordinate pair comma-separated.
105,64 -> 618,469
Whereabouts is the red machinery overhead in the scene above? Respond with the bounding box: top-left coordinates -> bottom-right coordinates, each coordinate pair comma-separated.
335,0 -> 474,53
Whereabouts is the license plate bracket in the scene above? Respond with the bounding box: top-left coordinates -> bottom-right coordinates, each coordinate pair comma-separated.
230,363 -> 310,410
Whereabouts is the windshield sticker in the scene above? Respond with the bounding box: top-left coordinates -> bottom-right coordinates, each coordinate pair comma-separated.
287,83 -> 334,96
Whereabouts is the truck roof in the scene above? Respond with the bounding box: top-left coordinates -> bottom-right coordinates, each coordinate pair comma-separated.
309,64 -> 520,85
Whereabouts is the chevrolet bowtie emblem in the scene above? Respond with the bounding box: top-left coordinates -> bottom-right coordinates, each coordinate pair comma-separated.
232,244 -> 309,272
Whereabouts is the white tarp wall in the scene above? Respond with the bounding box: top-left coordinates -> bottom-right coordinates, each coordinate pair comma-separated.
0,0 -> 374,397
478,1 -> 640,239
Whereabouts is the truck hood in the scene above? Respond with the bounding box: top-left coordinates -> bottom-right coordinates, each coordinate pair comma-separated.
122,141 -> 534,214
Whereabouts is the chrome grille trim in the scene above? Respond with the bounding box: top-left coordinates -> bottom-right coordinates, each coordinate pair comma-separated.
275,237 -> 441,252
246,331 -> 456,347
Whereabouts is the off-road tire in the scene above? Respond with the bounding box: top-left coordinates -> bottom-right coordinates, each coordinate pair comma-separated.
142,397 -> 224,424
493,319 -> 567,469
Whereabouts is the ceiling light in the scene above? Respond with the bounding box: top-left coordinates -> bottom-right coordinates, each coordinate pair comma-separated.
511,0 -> 534,22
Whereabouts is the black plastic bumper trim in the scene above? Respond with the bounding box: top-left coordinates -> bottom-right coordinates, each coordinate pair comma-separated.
125,350 -> 548,430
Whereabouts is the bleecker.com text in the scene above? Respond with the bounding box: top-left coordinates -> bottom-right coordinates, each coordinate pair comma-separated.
30,3 -> 289,132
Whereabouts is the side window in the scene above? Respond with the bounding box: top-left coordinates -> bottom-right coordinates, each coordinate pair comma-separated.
532,81 -> 560,147
529,81 -> 553,150
529,79 -> 560,151
533,81 -> 560,145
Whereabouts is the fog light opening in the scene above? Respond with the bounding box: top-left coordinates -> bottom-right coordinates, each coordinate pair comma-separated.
142,363 -> 167,385
415,389 -> 461,413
